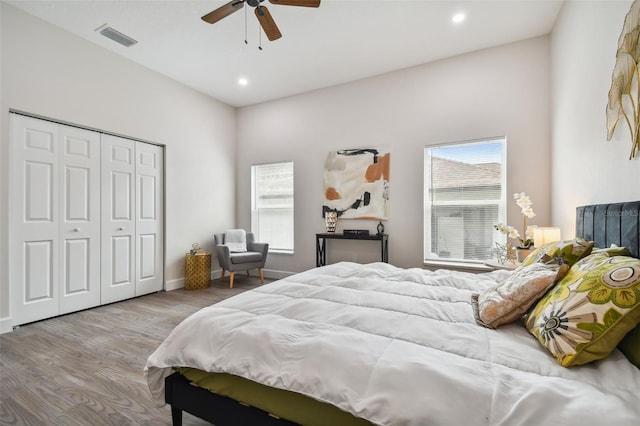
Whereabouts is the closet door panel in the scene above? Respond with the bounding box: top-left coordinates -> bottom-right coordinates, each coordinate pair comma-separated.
135,142 -> 164,296
59,125 -> 101,314
101,134 -> 136,304
112,235 -> 133,282
24,241 -> 55,300
10,115 -> 60,324
64,239 -> 89,292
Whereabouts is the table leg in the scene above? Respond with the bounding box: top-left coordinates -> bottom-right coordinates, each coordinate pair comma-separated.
382,237 -> 389,263
316,237 -> 326,267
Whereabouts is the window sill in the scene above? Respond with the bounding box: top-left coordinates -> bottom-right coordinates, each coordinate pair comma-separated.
423,259 -> 493,273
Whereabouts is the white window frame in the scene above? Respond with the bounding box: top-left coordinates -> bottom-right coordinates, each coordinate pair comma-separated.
251,161 -> 294,254
423,137 -> 507,267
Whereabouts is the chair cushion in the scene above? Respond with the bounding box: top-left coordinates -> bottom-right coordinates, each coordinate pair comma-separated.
224,229 -> 247,252
230,251 -> 263,264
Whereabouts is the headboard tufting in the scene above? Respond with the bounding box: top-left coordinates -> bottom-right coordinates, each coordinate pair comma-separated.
576,201 -> 640,259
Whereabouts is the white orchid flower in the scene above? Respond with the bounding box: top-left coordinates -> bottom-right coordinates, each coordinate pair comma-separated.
497,192 -> 536,248
508,228 -> 520,239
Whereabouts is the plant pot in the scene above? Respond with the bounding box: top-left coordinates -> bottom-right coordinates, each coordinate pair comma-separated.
516,248 -> 533,262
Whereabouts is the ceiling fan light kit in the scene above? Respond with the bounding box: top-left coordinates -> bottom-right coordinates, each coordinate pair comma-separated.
202,0 -> 320,44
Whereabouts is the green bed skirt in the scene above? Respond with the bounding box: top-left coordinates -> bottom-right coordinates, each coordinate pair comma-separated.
176,367 -> 374,426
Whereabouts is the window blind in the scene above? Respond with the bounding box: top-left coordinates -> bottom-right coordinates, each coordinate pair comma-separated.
251,161 -> 294,252
424,138 -> 506,264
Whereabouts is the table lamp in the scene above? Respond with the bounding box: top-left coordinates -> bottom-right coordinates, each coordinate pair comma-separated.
534,227 -> 561,247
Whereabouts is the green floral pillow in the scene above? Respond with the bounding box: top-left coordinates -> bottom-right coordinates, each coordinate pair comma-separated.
520,238 -> 594,268
525,253 -> 640,367
592,244 -> 632,257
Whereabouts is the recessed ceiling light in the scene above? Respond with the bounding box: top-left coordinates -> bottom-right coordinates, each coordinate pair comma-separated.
238,77 -> 248,86
452,13 -> 466,24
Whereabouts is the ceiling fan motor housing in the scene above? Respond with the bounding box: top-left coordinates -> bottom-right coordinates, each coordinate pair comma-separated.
202,0 -> 320,42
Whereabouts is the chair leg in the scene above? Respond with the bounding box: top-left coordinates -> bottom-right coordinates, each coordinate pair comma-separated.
246,270 -> 250,276
229,272 -> 235,289
258,268 -> 264,284
220,269 -> 226,280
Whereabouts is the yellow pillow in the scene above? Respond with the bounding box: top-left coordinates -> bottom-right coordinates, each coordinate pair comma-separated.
520,238 -> 594,268
525,253 -> 640,367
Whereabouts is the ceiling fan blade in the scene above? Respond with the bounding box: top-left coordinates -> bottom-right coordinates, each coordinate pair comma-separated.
255,6 -> 282,41
269,0 -> 320,7
201,0 -> 244,24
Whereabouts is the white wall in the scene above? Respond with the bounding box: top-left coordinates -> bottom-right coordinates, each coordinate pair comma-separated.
10,0 -> 627,329
237,36 -> 552,273
0,4 -> 237,332
551,0 -> 640,236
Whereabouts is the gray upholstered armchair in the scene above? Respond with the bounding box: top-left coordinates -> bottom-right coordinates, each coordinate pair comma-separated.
214,230 -> 269,288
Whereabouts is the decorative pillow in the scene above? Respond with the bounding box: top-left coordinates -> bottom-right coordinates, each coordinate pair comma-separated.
525,253 -> 640,367
473,260 -> 569,329
592,244 -> 632,257
618,324 -> 640,368
520,238 -> 594,268
224,229 -> 247,253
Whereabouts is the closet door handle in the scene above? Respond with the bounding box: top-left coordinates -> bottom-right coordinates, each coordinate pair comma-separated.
73,228 -> 80,232
118,227 -> 125,231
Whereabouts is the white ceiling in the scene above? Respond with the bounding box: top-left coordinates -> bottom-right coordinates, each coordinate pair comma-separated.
7,0 -> 564,107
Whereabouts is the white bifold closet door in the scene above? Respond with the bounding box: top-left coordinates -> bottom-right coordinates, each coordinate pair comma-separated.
134,142 -> 164,297
10,114 -> 164,326
101,135 -> 164,303
100,134 -> 136,304
10,115 -> 101,325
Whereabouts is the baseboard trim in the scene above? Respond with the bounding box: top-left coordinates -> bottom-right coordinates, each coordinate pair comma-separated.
165,277 -> 185,292
0,317 -> 14,334
211,268 -> 294,281
263,268 -> 295,280
166,268 -> 296,291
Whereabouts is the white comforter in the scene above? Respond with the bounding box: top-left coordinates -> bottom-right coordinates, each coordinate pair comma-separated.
145,262 -> 640,426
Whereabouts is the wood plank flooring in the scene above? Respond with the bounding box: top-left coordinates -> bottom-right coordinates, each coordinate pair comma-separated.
0,275 -> 267,425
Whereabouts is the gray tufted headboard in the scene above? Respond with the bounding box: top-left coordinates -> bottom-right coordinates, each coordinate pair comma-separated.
576,201 -> 640,258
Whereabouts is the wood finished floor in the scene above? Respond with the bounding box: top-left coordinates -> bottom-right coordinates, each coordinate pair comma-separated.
0,275 -> 268,426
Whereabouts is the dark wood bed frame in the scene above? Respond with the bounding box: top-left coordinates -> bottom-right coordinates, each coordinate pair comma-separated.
164,200 -> 640,426
165,372 -> 297,426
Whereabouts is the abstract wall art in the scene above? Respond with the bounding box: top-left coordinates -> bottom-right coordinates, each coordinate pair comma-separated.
322,148 -> 390,220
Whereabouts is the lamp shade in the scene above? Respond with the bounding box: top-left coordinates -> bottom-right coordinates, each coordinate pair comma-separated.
534,227 -> 561,247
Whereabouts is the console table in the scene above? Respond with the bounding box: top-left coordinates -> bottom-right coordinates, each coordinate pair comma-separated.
316,233 -> 389,267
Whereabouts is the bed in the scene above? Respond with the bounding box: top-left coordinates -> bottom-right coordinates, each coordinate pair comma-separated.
145,201 -> 640,426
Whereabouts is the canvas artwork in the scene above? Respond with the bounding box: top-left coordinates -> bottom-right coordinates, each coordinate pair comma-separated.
323,148 -> 390,220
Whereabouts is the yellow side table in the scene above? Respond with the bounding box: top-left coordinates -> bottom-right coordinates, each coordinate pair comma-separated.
185,251 -> 211,290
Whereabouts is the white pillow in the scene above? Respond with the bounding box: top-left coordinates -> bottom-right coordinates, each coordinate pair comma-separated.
224,229 -> 247,253
472,261 -> 568,328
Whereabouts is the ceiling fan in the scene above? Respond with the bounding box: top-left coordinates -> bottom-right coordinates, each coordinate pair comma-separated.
201,0 -> 320,42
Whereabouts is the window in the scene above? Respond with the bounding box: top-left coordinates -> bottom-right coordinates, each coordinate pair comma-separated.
424,137 -> 506,265
251,161 -> 294,253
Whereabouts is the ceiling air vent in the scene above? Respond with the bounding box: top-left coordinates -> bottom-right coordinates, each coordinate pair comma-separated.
96,25 -> 137,47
